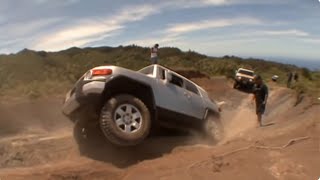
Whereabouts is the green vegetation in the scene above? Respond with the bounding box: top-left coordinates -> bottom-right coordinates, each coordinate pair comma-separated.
0,45 -> 318,99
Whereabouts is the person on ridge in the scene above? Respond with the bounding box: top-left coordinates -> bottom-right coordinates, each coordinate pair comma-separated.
150,44 -> 159,64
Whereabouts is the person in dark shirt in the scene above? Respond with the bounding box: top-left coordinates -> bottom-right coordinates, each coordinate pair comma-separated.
252,75 -> 268,127
287,71 -> 293,88
293,72 -> 299,82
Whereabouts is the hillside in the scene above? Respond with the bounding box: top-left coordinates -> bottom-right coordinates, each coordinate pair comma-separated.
0,45 -> 319,99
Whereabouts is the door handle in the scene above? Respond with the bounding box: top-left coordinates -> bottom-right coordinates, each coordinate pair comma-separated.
184,92 -> 191,99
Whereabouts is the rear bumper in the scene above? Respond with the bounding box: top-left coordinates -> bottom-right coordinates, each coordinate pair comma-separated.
62,91 -> 80,116
62,80 -> 106,119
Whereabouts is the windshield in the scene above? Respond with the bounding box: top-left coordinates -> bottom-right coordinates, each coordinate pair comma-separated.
238,70 -> 254,76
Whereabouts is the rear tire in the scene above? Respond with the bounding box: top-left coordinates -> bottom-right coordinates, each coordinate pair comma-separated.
100,94 -> 151,146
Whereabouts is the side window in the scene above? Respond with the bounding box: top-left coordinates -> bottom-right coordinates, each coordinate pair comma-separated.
139,66 -> 154,76
158,67 -> 166,80
170,74 -> 183,87
185,81 -> 199,95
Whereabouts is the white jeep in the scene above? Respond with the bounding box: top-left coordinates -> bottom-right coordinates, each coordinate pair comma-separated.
62,65 -> 223,146
233,68 -> 255,89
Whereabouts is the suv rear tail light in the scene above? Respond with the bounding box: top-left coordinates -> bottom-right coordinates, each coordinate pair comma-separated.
92,69 -> 113,76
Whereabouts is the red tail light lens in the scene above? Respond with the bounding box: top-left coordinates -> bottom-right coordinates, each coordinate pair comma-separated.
92,69 -> 112,76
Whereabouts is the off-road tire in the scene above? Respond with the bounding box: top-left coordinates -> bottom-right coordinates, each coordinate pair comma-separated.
73,116 -> 105,154
73,118 -> 87,146
233,82 -> 238,89
100,94 -> 151,146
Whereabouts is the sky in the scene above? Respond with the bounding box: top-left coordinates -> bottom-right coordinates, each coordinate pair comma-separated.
0,0 -> 319,66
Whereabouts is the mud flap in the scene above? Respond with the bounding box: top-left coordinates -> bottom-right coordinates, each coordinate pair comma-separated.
217,101 -> 226,112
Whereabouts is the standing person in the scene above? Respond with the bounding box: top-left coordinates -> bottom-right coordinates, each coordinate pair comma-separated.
287,71 -> 293,88
150,44 -> 159,64
252,75 -> 269,127
294,72 -> 299,82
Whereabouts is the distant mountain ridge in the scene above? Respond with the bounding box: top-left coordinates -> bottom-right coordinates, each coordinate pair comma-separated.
253,56 -> 320,70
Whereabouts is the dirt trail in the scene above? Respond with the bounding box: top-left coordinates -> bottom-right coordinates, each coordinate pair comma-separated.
0,77 -> 319,180
0,99 -> 72,136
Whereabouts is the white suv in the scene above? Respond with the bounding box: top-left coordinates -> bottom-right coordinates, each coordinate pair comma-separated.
233,68 -> 255,89
62,64 -> 223,146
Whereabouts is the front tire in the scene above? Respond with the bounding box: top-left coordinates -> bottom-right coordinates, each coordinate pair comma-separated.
73,118 -> 87,146
73,116 -> 104,155
233,82 -> 238,89
100,94 -> 151,146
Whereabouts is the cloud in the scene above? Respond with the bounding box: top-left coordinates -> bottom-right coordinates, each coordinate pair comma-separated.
0,16 -> 5,24
166,18 -> 262,34
202,0 -> 228,5
158,0 -> 287,9
33,24 -> 123,51
219,0 -> 291,5
0,18 -> 62,39
0,48 -> 12,55
124,16 -> 263,48
110,5 -> 158,24
261,29 -> 309,37
125,34 -> 180,47
157,0 -> 228,9
300,38 -> 320,44
0,18 -> 63,53
33,0 -> 79,5
216,29 -> 310,39
32,5 -> 156,51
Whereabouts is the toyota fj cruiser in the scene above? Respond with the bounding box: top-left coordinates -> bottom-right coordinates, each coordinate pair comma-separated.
62,65 -> 223,146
